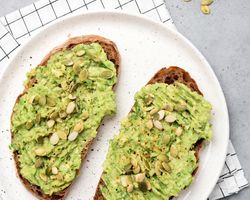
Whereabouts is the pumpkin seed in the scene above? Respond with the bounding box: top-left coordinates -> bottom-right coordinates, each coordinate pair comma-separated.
144,94 -> 154,105
35,113 -> 41,124
68,131 -> 78,141
56,173 -> 63,180
127,184 -> 133,193
74,120 -> 84,132
73,63 -> 81,74
133,165 -> 140,174
57,130 -> 67,140
152,112 -> 160,120
50,132 -> 59,145
47,119 -> 55,128
56,118 -> 63,123
145,106 -> 154,111
146,120 -> 153,130
175,127 -> 183,136
25,121 -> 33,129
150,108 -> 159,115
81,111 -> 89,120
63,59 -> 74,67
135,173 -> 145,183
66,102 -> 76,114
52,166 -> 58,175
47,97 -> 56,107
170,145 -> 178,157
29,95 -> 36,104
69,82 -> 79,93
157,154 -> 168,162
59,110 -> 67,119
35,148 -> 46,156
68,94 -> 76,100
38,95 -> 46,106
163,135 -> 170,145
174,103 -> 187,111
155,161 -> 162,176
39,173 -> 48,182
61,80 -> 68,90
165,114 -> 176,123
201,5 -> 210,14
153,120 -> 163,130
79,69 -> 88,81
35,159 -> 44,168
162,162 -> 171,172
101,70 -> 113,79
76,50 -> 85,57
164,104 -> 173,112
50,111 -> 59,119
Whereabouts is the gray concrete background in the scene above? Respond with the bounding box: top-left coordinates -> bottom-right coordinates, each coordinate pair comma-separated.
0,0 -> 249,199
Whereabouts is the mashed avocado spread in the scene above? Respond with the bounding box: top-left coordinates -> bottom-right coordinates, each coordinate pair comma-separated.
11,43 -> 117,195
101,82 -> 212,199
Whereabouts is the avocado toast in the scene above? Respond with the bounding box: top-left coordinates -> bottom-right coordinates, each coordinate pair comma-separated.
10,35 -> 120,200
94,67 -> 212,199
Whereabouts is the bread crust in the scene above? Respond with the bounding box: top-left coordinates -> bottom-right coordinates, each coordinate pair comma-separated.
94,66 -> 203,200
11,35 -> 120,200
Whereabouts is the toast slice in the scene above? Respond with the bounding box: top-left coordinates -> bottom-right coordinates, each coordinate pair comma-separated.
94,66 -> 211,200
11,35 -> 120,200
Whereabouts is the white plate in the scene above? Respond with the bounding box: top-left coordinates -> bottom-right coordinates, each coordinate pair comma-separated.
0,11 -> 229,200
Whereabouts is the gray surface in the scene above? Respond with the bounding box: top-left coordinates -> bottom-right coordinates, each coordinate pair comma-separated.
0,0 -> 249,199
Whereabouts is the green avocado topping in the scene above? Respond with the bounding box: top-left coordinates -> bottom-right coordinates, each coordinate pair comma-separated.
100,82 -> 212,199
11,43 -> 117,195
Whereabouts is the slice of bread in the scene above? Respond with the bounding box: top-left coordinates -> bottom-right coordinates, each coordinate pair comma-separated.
11,35 -> 120,200
94,66 -> 204,200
